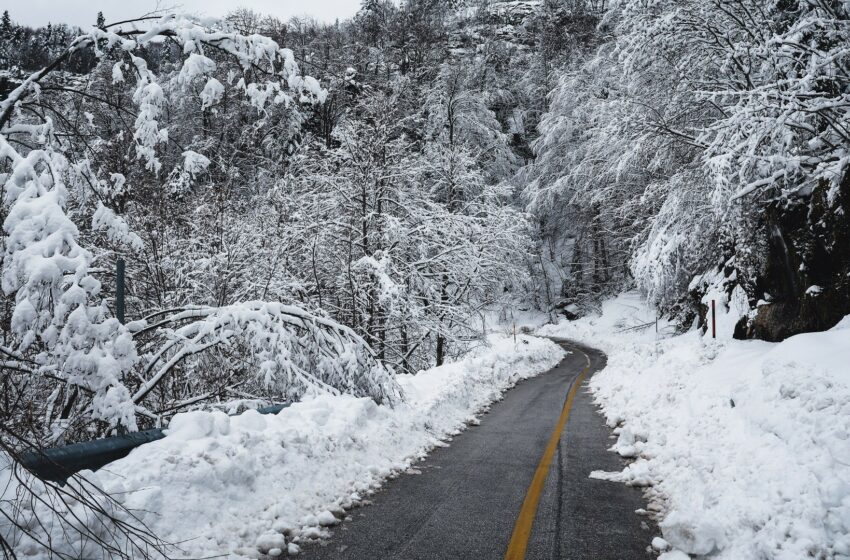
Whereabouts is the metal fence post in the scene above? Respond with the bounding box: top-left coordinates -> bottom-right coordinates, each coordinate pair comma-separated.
116,258 -> 125,324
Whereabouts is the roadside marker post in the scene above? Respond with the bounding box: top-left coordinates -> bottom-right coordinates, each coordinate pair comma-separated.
711,299 -> 716,339
655,310 -> 660,355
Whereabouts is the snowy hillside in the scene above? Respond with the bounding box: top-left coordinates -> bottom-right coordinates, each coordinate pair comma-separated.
541,294 -> 850,559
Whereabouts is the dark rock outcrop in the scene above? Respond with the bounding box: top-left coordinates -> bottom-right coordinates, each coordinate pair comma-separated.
751,172 -> 850,341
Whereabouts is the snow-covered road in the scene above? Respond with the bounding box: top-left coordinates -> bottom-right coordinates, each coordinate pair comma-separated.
299,339 -> 654,560
3,334 -> 659,559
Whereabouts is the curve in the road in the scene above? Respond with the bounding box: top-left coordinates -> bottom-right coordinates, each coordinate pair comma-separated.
299,339 -> 655,560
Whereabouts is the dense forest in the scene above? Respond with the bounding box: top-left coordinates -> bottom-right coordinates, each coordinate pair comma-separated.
2,0 -> 849,442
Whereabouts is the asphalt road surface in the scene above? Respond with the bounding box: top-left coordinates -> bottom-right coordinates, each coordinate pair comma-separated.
300,339 -> 655,560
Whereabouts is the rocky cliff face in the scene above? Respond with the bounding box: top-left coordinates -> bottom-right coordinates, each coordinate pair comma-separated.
687,171 -> 850,342
750,172 -> 850,341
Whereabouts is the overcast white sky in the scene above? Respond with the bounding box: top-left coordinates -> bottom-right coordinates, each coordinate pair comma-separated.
4,0 -> 362,28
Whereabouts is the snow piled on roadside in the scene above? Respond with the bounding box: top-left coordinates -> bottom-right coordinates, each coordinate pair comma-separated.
540,292 -> 850,560
3,334 -> 563,559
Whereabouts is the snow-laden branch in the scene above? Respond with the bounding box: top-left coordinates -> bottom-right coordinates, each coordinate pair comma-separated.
0,134 -> 139,431
132,302 -> 401,406
0,13 -> 326,131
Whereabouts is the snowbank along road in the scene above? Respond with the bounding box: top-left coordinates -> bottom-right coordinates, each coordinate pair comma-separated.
300,339 -> 655,559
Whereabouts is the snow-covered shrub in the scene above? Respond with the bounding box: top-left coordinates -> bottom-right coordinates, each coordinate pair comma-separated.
129,302 -> 401,406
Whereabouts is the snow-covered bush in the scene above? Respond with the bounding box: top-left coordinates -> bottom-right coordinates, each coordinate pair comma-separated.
129,302 -> 400,406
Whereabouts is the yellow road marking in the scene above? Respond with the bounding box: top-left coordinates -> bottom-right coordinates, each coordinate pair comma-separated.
505,347 -> 591,560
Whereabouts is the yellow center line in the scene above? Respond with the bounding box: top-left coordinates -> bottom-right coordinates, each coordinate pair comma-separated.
505,347 -> 591,560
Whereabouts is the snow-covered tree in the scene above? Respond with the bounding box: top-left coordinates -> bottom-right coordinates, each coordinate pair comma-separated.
0,14 -> 398,447
523,0 -> 850,320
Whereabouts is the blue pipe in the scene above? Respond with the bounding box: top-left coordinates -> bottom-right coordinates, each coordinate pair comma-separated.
20,402 -> 291,482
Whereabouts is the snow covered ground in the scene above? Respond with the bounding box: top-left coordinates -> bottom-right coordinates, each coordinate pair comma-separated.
2,334 -> 564,559
540,292 -> 850,560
